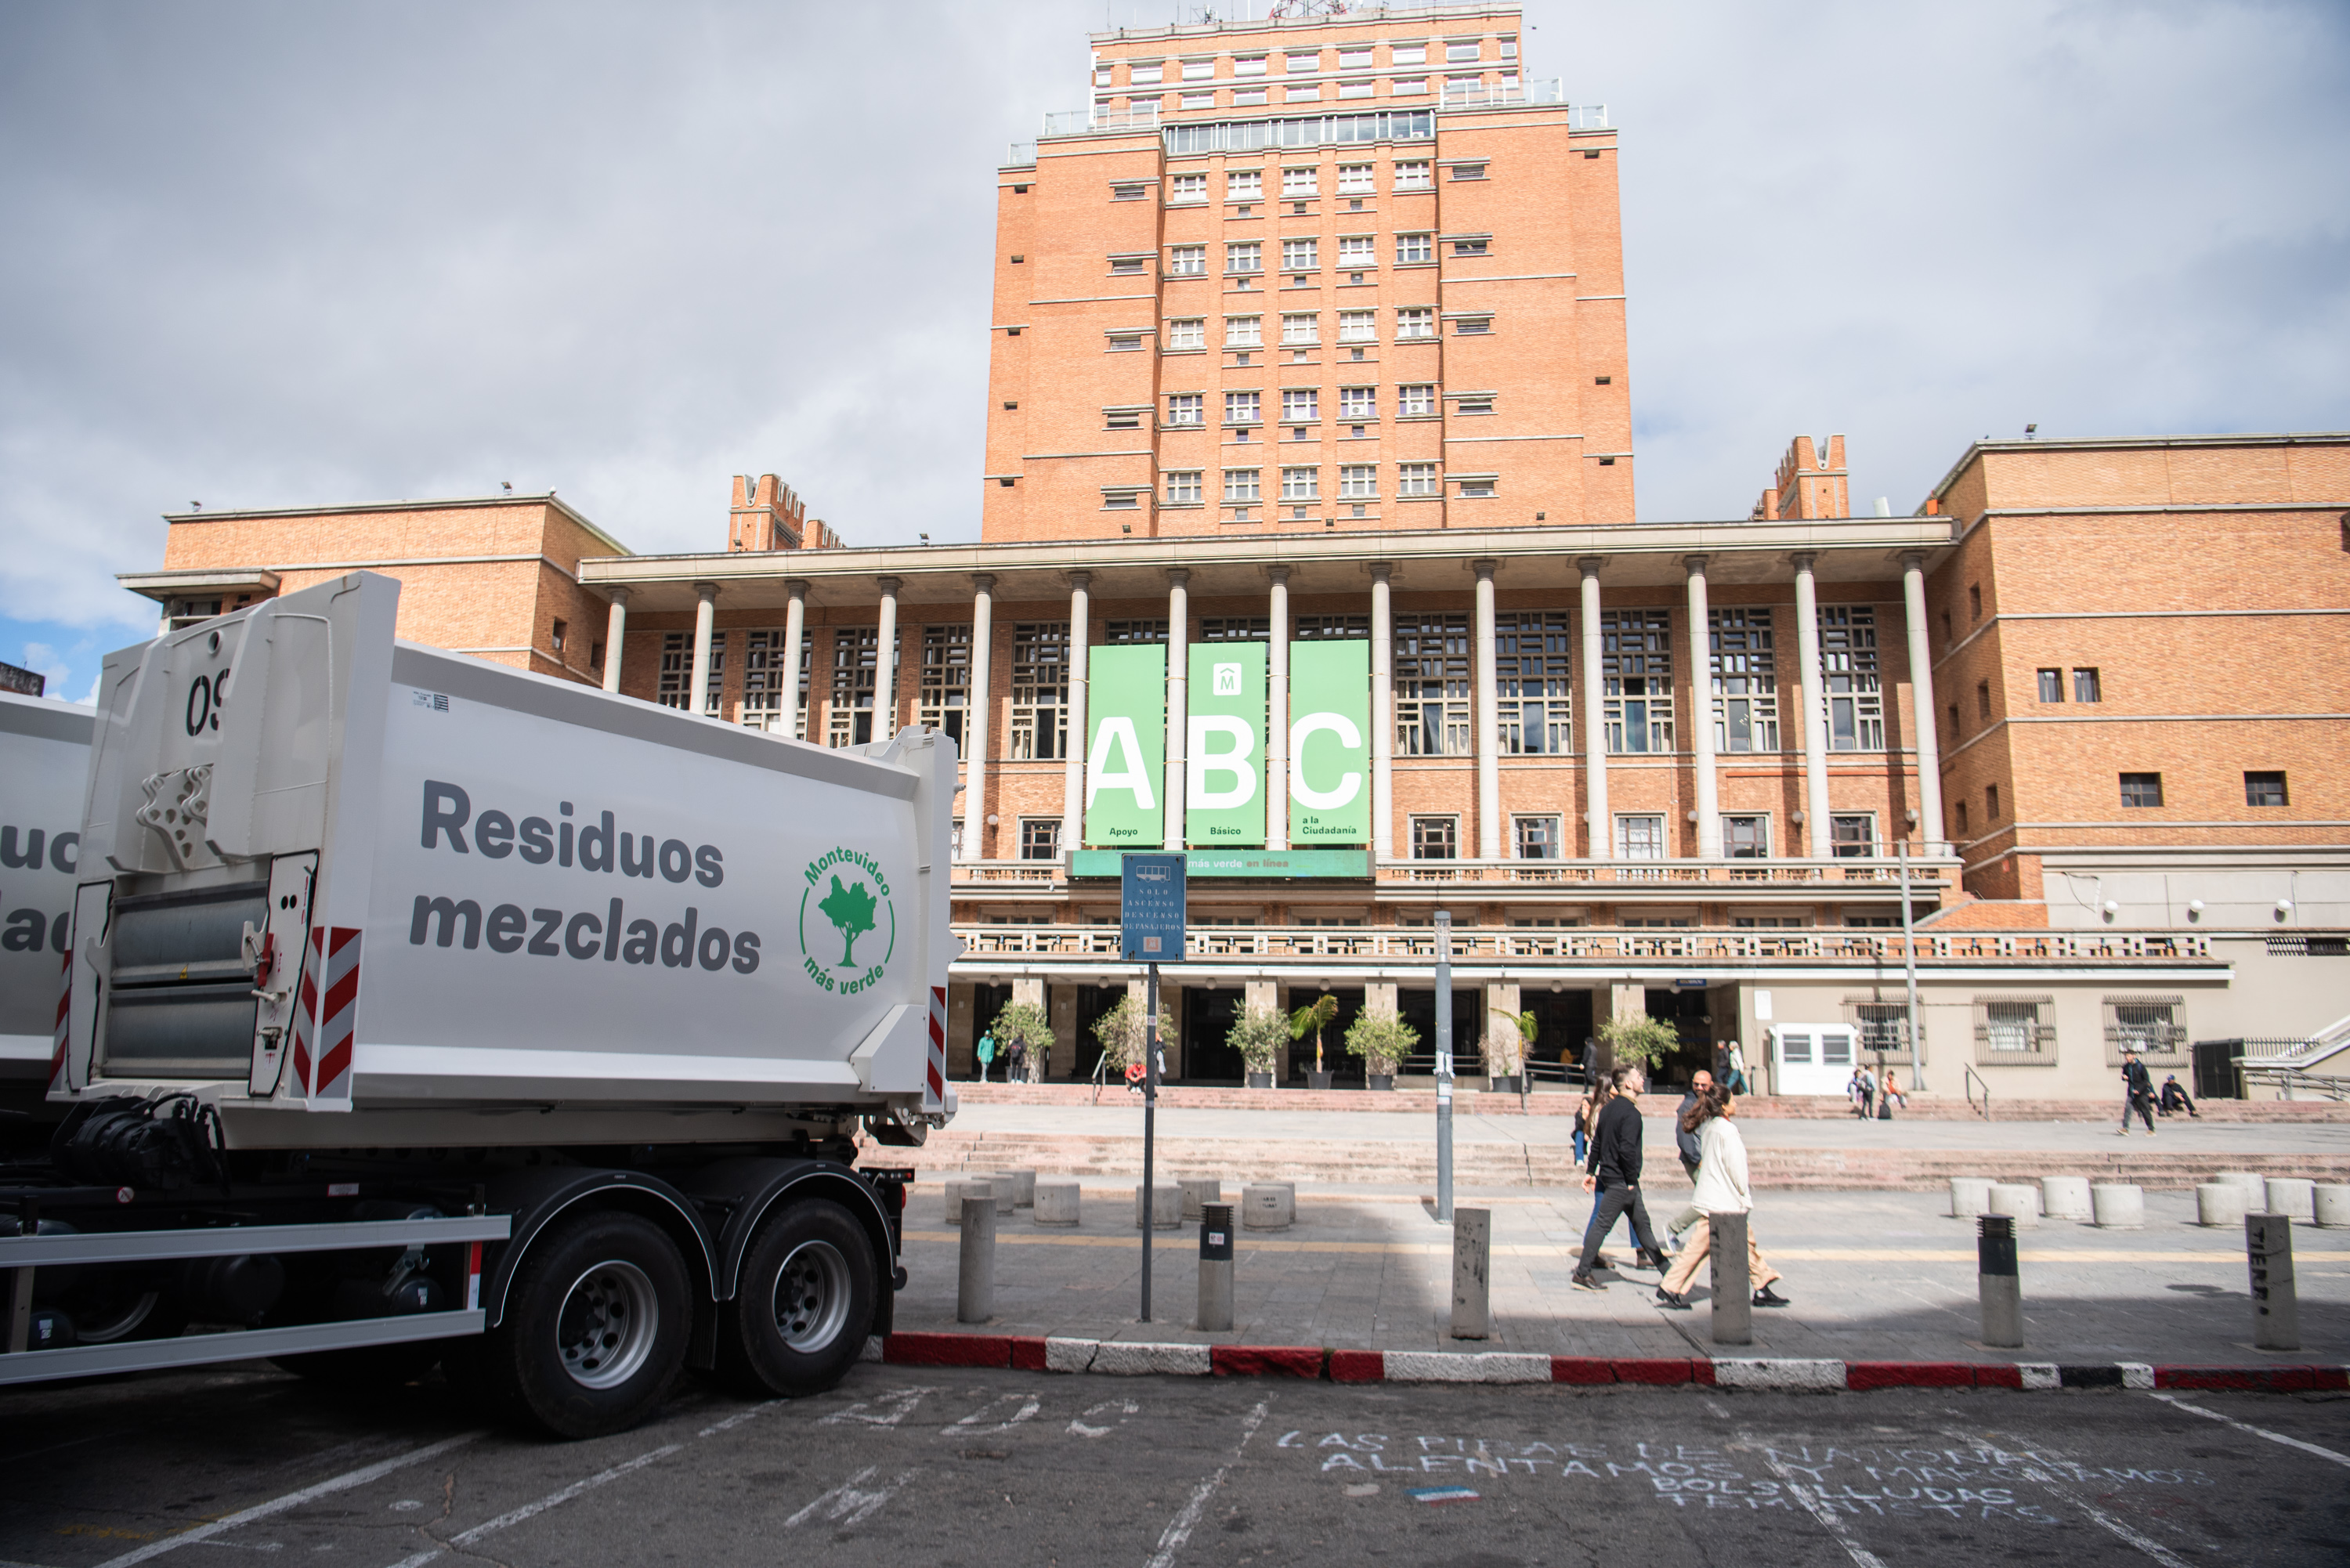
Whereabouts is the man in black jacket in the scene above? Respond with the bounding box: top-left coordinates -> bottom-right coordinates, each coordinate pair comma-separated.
2118,1050 -> 2157,1136
1571,1065 -> 1667,1290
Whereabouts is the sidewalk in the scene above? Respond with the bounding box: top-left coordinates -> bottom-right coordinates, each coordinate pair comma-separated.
889,1181 -> 2350,1369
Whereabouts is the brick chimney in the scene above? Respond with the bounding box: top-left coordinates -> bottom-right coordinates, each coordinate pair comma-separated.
728,475 -> 807,551
1749,435 -> 1850,521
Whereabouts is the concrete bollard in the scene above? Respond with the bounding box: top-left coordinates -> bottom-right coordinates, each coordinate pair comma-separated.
957,1197 -> 996,1323
1709,1211 -> 1753,1347
945,1178 -> 994,1226
2265,1178 -> 2316,1223
2091,1183 -> 2146,1229
982,1175 -> 1014,1216
1034,1177 -> 1082,1227
2197,1183 -> 2252,1227
996,1169 -> 1038,1209
2041,1176 -> 2093,1221
1987,1183 -> 2041,1229
2214,1170 -> 2267,1200
1949,1177 -> 1994,1218
2314,1183 -> 2350,1228
1978,1213 -> 2023,1349
2247,1213 -> 2298,1352
1198,1203 -> 1235,1332
1178,1176 -> 1223,1222
1134,1182 -> 1181,1230
1450,1207 -> 1491,1340
1242,1183 -> 1295,1231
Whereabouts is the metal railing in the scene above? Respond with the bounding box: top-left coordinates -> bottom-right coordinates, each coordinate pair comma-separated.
1004,140 -> 1037,168
1569,103 -> 1610,130
1375,854 -> 1958,887
1043,104 -> 1162,137
1439,78 -> 1565,110
1963,1064 -> 1993,1122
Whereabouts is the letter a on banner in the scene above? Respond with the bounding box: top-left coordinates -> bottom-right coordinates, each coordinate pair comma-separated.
1186,641 -> 1265,845
1084,644 -> 1166,847
1289,639 -> 1371,843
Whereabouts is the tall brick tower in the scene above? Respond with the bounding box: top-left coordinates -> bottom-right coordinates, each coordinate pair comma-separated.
982,2 -> 1628,543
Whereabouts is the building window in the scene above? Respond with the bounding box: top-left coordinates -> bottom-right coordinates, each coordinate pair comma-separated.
1131,62 -> 1163,85
1020,818 -> 1061,862
1227,168 -> 1262,199
2245,770 -> 2288,807
1282,237 -> 1318,271
1166,393 -> 1204,425
1281,165 -> 1318,196
1225,315 -> 1262,348
1969,583 -> 1982,622
1227,241 -> 1262,273
1104,620 -> 1167,645
1224,390 -> 1260,425
1709,608 -> 1778,753
1449,161 -> 1488,180
549,618 -> 567,653
1234,53 -> 1267,76
1976,681 -> 1991,721
1166,470 -> 1202,505
1338,385 -> 1376,421
1457,477 -> 1495,499
1181,91 -> 1214,110
1166,318 -> 1205,350
1168,172 -> 1206,204
1102,488 -> 1143,509
2073,667 -> 2102,703
1397,461 -> 1438,496
1396,307 -> 1434,338
1411,815 -> 1458,860
1394,159 -> 1431,188
1451,394 -> 1494,416
1110,255 -> 1148,275
1009,622 -> 1068,761
1279,465 -> 1319,501
1281,388 -> 1318,423
1820,605 -> 1882,750
1105,407 -> 1142,429
826,626 -> 877,747
1182,58 -> 1213,81
1337,464 -> 1377,499
1615,815 -> 1666,859
1284,50 -> 1319,73
1280,313 -> 1319,346
1392,76 -> 1430,94
1232,88 -> 1267,107
1497,611 -> 1573,754
1831,815 -> 1875,858
2036,668 -> 2063,703
1198,616 -> 1269,641
741,627 -> 802,736
1395,612 -> 1471,756
1975,995 -> 2055,1062
1337,235 -> 1376,270
658,630 -> 725,717
1107,333 -> 1143,352
588,639 -> 602,672
1445,39 -> 1481,62
1222,468 -> 1260,503
2120,772 -> 2164,808
1514,815 -> 1562,860
1602,609 -> 1672,754
1397,383 -> 1436,417
1452,237 -> 1489,258
1284,83 -> 1321,103
1391,43 -> 1428,66
1396,233 -> 1433,265
1987,784 -> 2000,819
1296,614 -> 1370,641
915,623 -> 969,749
1847,1000 -> 1911,1060
1955,800 -> 1969,834
2103,995 -> 2186,1065
1336,162 -> 1374,193
1336,309 -> 1376,343
1452,313 -> 1492,336
1723,815 -> 1769,858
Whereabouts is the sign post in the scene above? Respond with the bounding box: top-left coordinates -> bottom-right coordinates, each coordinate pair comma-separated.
1120,853 -> 1187,1323
1435,909 -> 1454,1223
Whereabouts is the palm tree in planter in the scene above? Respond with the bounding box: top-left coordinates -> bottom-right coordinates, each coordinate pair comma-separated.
1227,1005 -> 1289,1089
1288,994 -> 1340,1089
1481,1007 -> 1535,1094
1343,1009 -> 1419,1092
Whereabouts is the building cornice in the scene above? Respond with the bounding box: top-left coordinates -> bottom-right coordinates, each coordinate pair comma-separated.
161,493 -> 633,558
1925,431 -> 2350,514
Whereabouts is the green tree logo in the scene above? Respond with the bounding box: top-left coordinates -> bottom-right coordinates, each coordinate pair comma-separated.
818,874 -> 877,966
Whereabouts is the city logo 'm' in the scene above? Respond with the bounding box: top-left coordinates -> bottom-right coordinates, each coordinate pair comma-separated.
799,846 -> 895,996
1213,662 -> 1242,697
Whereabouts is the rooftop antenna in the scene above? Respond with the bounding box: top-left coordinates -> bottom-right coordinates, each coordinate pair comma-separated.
501,480 -> 513,493
2023,424 -> 2037,439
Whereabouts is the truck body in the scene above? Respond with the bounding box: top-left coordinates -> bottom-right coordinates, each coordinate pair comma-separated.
0,689 -> 92,1124
2,573 -> 956,1435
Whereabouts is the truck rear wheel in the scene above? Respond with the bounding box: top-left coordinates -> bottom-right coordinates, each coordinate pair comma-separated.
717,1201 -> 876,1398
481,1210 -> 691,1439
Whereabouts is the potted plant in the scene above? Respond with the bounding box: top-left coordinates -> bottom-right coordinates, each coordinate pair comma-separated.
1344,1008 -> 1419,1091
989,1001 -> 1056,1083
1227,1004 -> 1287,1089
1596,1013 -> 1682,1079
1091,994 -> 1159,1090
1289,993 -> 1340,1089
1484,1007 -> 1534,1095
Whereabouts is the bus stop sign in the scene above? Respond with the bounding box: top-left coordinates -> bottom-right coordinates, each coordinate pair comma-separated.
1120,853 -> 1188,963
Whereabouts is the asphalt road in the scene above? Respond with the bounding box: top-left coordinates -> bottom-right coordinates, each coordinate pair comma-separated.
2,1362 -> 2345,1567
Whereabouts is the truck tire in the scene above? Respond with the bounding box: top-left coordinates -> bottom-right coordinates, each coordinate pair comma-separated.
717,1201 -> 877,1398
477,1210 -> 692,1439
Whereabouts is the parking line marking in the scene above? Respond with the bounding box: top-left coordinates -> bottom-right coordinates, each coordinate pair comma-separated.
2149,1393 -> 2350,1469
90,1433 -> 484,1568
1144,1399 -> 1269,1568
783,1466 -> 916,1531
383,1443 -> 683,1568
1744,1436 -> 1887,1568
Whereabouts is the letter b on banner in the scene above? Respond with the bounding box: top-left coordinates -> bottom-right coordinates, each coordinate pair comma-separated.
1188,642 -> 1265,844
1289,640 -> 1370,843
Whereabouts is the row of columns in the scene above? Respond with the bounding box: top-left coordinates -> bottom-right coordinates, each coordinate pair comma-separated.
596,553 -> 1944,864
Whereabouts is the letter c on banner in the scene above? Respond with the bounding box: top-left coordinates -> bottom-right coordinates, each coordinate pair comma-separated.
1188,715 -> 1256,810
1289,713 -> 1363,809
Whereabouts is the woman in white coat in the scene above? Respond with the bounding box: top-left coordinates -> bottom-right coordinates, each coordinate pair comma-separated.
1654,1088 -> 1788,1310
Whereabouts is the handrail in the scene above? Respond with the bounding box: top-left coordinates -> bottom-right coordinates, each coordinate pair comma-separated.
1963,1064 -> 1993,1122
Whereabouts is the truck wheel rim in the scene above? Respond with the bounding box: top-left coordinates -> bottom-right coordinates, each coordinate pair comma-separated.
74,1290 -> 161,1345
772,1240 -> 851,1353
555,1260 -> 659,1389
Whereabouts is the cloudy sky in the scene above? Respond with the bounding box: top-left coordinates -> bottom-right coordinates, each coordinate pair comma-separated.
4,0 -> 2345,700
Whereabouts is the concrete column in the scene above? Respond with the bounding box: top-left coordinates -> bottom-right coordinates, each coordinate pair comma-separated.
1792,553 -> 1831,858
599,587 -> 629,693
689,582 -> 719,719
1686,556 -> 1720,858
1369,564 -> 1394,860
1164,569 -> 1190,852
874,576 -> 901,737
1901,552 -> 1945,853
1578,558 -> 1608,858
1267,567 -> 1291,851
1484,981 -> 1521,1078
1473,558 -> 1501,860
963,575 -> 995,862
1062,572 -> 1090,856
782,579 -> 808,739
1365,978 -> 1399,1016
1243,977 -> 1278,1015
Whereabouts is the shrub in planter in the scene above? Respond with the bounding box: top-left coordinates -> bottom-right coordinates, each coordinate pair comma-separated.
1596,1014 -> 1681,1076
1343,1009 -> 1419,1085
989,1001 -> 1056,1082
1093,995 -> 1159,1075
1227,1005 -> 1288,1086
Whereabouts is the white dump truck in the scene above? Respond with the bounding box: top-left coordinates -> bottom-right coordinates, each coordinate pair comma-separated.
1,572 -> 956,1436
0,688 -> 94,1130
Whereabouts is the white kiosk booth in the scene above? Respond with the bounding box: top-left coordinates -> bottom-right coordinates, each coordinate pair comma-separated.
1767,1023 -> 1861,1097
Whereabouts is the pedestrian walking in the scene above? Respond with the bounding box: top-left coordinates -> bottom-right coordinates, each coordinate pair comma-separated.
1654,1087 -> 1788,1310
1572,1077 -> 1605,1166
1005,1039 -> 1027,1083
2159,1073 -> 2199,1118
1848,1066 -> 1874,1119
2117,1049 -> 2157,1136
1674,1069 -> 1715,1180
1724,1042 -> 1750,1097
1570,1066 -> 1668,1291
975,1029 -> 996,1082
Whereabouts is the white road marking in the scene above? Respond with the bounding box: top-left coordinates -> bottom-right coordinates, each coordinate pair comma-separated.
942,1392 -> 1040,1436
381,1443 -> 683,1568
1072,1399 -> 1142,1439
1144,1399 -> 1270,1568
1744,1437 -> 1889,1568
90,1433 -> 484,1568
783,1466 -> 916,1530
2149,1393 -> 2350,1469
1960,1427 -> 2195,1568
820,1386 -> 935,1426
699,1400 -> 783,1438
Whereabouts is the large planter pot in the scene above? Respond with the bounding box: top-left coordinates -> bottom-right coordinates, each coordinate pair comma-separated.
1307,1071 -> 1333,1091
1488,1074 -> 1523,1094
1366,1074 -> 1396,1091
1246,1071 -> 1274,1089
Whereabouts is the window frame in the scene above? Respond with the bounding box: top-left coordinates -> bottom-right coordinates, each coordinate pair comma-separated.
1973,995 -> 2057,1064
2119,772 -> 2164,809
1409,814 -> 1459,861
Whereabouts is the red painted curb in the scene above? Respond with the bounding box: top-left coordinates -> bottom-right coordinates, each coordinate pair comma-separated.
1846,1361 -> 1978,1390
883,1331 -> 1010,1367
1010,1337 -> 1050,1371
1550,1357 -> 1614,1385
1213,1346 -> 1326,1378
1614,1358 -> 1699,1386
1972,1364 -> 2025,1389
1329,1349 -> 1385,1382
2155,1364 -> 2349,1393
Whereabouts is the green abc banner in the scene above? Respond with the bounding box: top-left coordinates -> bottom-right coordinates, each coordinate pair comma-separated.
1083,643 -> 1166,847
1186,641 -> 1266,847
1288,639 -> 1371,844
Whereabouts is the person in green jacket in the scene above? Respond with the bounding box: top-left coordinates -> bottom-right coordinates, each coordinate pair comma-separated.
975,1031 -> 996,1082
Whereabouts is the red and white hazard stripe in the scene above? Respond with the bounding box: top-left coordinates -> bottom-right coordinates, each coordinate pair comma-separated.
310,927 -> 363,1100
465,1241 -> 484,1312
46,947 -> 70,1093
291,925 -> 323,1094
925,985 -> 947,1111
